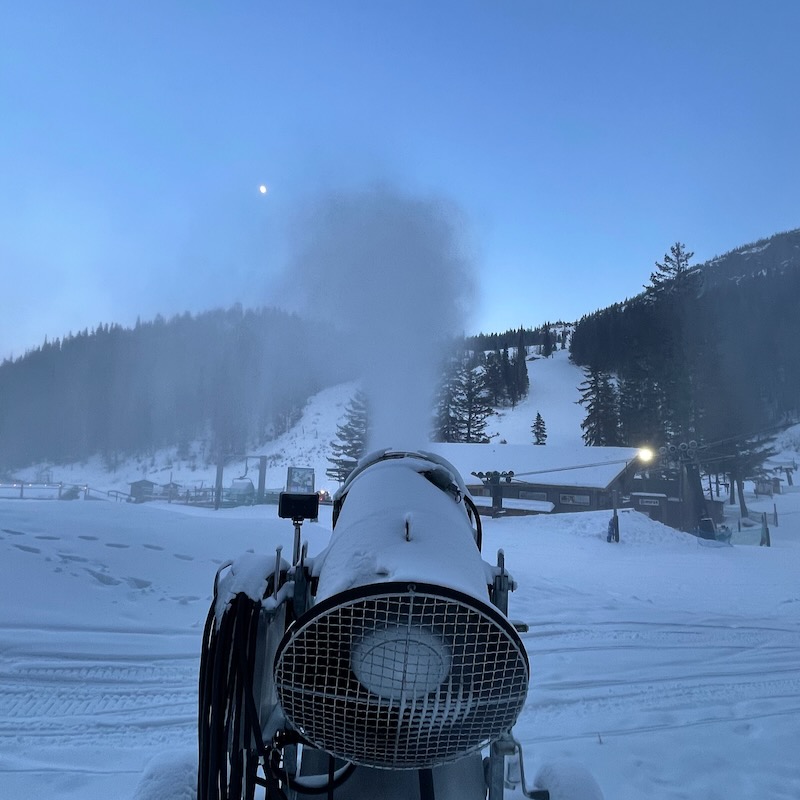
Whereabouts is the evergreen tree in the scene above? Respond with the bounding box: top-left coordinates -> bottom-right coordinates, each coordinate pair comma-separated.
578,367 -> 620,446
483,350 -> 505,406
515,327 -> 530,398
542,324 -> 554,358
646,241 -> 695,295
434,357 -> 493,443
454,364 -> 493,443
432,358 -> 463,443
532,412 -> 547,445
501,347 -> 517,407
326,390 -> 370,483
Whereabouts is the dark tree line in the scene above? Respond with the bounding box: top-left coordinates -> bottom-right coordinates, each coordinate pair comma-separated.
432,333 -> 530,444
466,323 -> 569,355
570,243 -> 800,477
0,305 -> 351,470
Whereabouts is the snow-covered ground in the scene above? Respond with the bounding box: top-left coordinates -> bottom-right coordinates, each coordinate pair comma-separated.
2,496 -> 799,799
2,349 -> 799,799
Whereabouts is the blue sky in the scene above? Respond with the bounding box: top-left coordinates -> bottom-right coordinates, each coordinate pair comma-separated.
2,1 -> 799,360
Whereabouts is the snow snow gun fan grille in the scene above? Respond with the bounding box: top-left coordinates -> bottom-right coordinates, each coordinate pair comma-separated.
274,580 -> 529,770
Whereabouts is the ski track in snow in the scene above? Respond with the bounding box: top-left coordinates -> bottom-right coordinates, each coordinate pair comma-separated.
0,626 -> 199,750
4,600 -> 800,798
519,619 -> 800,735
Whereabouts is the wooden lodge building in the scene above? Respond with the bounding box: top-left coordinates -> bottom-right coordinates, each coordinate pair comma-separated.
427,443 -> 644,517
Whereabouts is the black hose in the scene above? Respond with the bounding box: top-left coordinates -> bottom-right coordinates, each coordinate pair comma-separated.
198,592 -> 287,800
464,493 -> 483,551
198,584 -> 356,800
197,603 -> 215,800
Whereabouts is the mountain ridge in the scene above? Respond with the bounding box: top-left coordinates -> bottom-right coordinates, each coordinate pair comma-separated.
701,227 -> 800,286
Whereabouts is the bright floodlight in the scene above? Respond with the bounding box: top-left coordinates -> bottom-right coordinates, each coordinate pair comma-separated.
638,447 -> 654,463
259,185 -> 267,194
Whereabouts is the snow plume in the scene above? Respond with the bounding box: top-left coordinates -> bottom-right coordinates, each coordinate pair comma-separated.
285,185 -> 476,451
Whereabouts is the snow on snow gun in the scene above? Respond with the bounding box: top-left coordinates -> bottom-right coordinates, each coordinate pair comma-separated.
198,450 -> 587,800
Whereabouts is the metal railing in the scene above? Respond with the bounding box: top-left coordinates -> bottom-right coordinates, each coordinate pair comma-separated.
0,482 -> 132,502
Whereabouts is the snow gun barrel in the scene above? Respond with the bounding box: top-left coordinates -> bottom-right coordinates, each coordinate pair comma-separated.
198,450 -> 537,800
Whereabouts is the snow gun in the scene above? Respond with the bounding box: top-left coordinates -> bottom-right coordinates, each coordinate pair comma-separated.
198,450 -> 591,800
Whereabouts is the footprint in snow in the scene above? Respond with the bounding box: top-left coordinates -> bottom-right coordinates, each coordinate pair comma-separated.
13,543 -> 41,554
78,535 -> 99,541
171,595 -> 201,604
105,542 -> 130,549
85,568 -> 122,586
173,553 -> 193,561
34,535 -> 60,540
143,544 -> 165,551
126,577 -> 153,589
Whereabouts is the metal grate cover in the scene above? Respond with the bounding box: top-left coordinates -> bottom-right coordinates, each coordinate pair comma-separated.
274,582 -> 529,770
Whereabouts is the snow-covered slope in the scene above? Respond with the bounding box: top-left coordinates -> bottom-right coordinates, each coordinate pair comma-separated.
12,350 -> 586,496
13,381 -> 359,497
487,349 -> 585,446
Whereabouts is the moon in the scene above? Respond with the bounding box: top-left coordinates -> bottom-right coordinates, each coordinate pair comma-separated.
259,185 -> 268,194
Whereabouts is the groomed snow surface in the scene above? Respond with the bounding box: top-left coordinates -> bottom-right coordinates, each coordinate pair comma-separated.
1,493 -> 799,799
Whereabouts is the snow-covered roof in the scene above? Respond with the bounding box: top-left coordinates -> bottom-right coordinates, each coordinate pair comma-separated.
472,496 -> 555,513
426,443 -> 642,491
